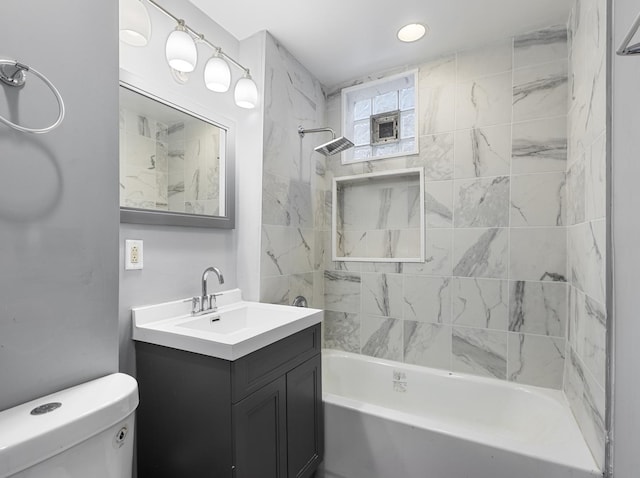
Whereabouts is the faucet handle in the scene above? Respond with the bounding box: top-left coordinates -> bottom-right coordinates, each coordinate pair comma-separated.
208,293 -> 219,311
191,296 -> 202,315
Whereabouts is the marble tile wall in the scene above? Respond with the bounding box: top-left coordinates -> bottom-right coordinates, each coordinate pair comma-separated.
564,0 -> 607,469
322,25 -> 571,391
259,33 -> 327,308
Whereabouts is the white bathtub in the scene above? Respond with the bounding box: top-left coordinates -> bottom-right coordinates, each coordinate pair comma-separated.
320,350 -> 601,478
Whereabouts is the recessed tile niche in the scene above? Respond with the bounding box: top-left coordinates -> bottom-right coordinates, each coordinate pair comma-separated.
332,168 -> 425,262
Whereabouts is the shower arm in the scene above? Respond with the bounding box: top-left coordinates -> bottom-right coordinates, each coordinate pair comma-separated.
297,126 -> 337,139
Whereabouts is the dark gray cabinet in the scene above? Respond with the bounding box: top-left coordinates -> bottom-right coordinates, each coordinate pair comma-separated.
135,324 -> 323,478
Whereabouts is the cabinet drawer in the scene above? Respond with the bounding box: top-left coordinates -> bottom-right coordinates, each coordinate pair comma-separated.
232,324 -> 320,402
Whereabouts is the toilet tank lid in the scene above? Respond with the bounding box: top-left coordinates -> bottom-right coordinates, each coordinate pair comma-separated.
0,373 -> 139,478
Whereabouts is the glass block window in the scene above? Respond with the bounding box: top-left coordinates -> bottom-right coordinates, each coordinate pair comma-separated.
341,70 -> 418,164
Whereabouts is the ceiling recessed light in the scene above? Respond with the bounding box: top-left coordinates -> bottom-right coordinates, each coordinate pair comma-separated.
397,23 -> 428,43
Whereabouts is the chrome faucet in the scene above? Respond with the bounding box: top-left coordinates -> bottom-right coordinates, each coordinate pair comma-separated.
192,266 -> 225,315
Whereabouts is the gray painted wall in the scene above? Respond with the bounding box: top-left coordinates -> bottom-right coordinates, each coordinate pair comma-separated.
0,1 -> 119,411
119,225 -> 237,375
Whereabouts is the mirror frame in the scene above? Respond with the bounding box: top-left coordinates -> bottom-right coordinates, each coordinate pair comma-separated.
119,80 -> 235,229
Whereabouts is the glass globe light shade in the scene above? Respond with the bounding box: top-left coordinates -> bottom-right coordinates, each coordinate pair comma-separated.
234,74 -> 258,109
204,55 -> 231,92
119,0 -> 151,46
165,27 -> 197,73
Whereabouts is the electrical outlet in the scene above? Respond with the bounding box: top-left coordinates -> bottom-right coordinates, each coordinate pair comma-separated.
125,240 -> 143,270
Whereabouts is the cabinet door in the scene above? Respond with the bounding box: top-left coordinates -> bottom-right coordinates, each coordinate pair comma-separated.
233,376 -> 287,478
286,355 -> 323,478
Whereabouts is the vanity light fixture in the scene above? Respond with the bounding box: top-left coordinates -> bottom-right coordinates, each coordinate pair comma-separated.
204,51 -> 232,93
165,20 -> 197,73
234,71 -> 259,109
119,0 -> 259,109
397,23 -> 428,43
119,0 -> 152,46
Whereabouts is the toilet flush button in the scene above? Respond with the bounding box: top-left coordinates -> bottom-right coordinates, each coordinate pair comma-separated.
30,402 -> 62,415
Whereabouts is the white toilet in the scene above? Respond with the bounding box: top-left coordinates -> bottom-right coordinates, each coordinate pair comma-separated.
0,373 -> 139,478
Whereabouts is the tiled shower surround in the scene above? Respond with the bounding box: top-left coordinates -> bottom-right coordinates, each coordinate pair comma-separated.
323,24 -> 571,389
259,32 -> 327,308
564,0 -> 607,468
259,3 -> 606,469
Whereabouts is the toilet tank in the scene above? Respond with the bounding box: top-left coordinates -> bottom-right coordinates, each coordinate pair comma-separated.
0,373 -> 139,478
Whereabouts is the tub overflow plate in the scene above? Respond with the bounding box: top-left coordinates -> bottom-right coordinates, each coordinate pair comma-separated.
30,402 -> 62,415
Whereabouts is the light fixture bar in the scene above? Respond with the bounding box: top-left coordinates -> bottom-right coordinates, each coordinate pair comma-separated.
146,0 -> 250,74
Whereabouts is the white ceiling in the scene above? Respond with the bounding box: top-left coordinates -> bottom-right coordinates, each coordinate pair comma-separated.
190,0 -> 573,90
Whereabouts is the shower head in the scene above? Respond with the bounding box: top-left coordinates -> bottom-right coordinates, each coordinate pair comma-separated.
298,125 -> 354,156
313,136 -> 354,156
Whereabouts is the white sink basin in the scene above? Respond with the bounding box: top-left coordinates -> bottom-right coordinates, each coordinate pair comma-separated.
131,289 -> 323,360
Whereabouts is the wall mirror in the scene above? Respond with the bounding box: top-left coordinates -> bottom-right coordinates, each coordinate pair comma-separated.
119,82 -> 235,228
332,168 -> 424,262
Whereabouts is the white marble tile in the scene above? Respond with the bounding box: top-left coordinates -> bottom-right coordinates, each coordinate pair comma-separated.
334,229 -> 367,259
510,172 -> 566,226
361,273 -> 403,318
312,271 -> 324,309
324,311 -> 360,353
361,316 -> 403,361
408,133 -> 454,180
453,228 -> 508,279
261,225 -> 292,277
456,72 -> 513,129
289,272 -> 314,306
454,176 -> 510,228
339,176 -> 413,231
403,276 -> 452,324
514,25 -> 568,69
513,61 -> 568,122
577,295 -> 606,388
425,180 -> 453,228
586,133 -> 606,221
452,278 -> 508,330
567,158 -> 586,225
454,125 -> 511,179
419,84 -> 456,135
404,322 -> 452,370
260,275 -> 290,305
403,228 -> 453,277
511,116 -> 567,174
418,55 -> 456,135
314,230 -> 325,271
456,40 -> 512,82
510,227 -> 567,282
360,262 -> 403,274
363,157 -> 407,174
419,54 -> 456,86
564,347 -> 605,469
508,333 -> 565,389
324,270 -> 361,313
452,327 -> 507,379
509,281 -> 567,337
289,179 -> 313,228
289,228 -> 314,274
262,172 -> 291,226
568,220 -> 606,304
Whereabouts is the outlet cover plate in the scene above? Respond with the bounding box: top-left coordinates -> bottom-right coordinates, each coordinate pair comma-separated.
125,239 -> 143,270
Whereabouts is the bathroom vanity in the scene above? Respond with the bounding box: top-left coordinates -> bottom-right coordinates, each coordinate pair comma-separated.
131,291 -> 323,478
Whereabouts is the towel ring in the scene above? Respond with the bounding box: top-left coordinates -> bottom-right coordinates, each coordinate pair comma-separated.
0,59 -> 65,134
